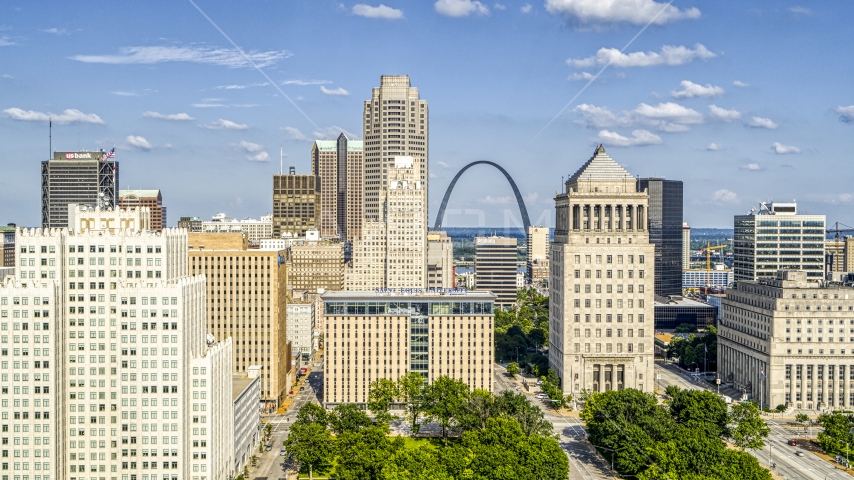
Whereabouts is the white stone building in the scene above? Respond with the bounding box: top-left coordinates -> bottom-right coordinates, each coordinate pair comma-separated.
232,374 -> 261,474
286,302 -> 315,356
202,213 -> 273,242
14,223 -> 234,479
549,146 -> 655,395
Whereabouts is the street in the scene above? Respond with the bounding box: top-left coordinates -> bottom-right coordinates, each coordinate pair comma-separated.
248,360 -> 325,480
654,362 -> 851,480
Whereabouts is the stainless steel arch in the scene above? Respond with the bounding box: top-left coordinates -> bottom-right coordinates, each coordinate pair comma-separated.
433,161 -> 531,231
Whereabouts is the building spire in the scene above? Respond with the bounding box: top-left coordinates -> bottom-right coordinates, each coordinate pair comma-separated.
594,144 -> 606,156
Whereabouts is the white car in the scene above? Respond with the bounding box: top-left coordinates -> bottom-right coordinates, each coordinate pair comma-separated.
535,393 -> 548,399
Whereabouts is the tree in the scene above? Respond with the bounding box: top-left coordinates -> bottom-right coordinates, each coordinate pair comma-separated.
382,446 -> 454,480
817,412 -> 854,455
462,417 -> 568,480
506,362 -> 520,377
330,403 -> 372,435
397,372 -> 427,433
283,422 -> 334,480
368,378 -> 399,423
795,413 -> 810,437
336,424 -> 404,480
494,390 -> 553,437
295,402 -> 329,427
665,385 -> 681,399
458,388 -> 498,431
670,390 -> 728,438
727,402 -> 770,451
425,376 -> 470,444
674,323 -> 697,333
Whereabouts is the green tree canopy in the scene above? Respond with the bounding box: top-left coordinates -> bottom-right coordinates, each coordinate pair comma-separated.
727,402 -> 770,451
283,422 -> 334,480
368,378 -> 399,423
425,376 -> 471,443
329,403 -> 373,435
670,390 -> 729,438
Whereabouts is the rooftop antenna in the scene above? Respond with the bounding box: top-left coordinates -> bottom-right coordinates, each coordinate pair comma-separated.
280,146 -> 283,175
48,118 -> 52,159
77,133 -> 80,151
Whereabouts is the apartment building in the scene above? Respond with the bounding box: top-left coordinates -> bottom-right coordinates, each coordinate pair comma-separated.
718,270 -> 854,410
188,232 -> 292,406
526,226 -> 550,286
322,290 -> 495,407
427,231 -> 454,289
549,145 -> 655,395
119,190 -> 167,232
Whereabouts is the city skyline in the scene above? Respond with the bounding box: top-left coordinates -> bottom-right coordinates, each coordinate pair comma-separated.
2,1 -> 854,229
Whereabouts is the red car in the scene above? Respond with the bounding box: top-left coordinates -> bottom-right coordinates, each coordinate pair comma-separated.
788,439 -> 798,446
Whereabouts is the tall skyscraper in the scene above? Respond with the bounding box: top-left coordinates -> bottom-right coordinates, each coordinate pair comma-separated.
637,178 -> 683,297
14,209 -> 236,478
733,201 -> 825,281
188,232 -> 292,407
682,222 -> 691,270
549,145 -> 655,395
41,150 -> 118,228
526,226 -> 550,286
475,236 -> 518,307
119,189 -> 167,231
272,169 -> 320,239
311,134 -> 363,242
362,75 -> 428,222
348,156 -> 427,289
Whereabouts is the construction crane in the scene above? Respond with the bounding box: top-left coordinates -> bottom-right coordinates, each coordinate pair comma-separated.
826,222 -> 854,273
700,242 -> 729,287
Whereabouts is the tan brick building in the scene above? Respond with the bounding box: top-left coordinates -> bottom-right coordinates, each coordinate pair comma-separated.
312,134 -> 363,242
119,189 -> 167,231
323,290 -> 494,406
285,239 -> 345,292
272,170 -> 320,239
188,232 -> 292,406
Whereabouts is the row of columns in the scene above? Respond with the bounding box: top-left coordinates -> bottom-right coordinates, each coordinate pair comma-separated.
569,204 -> 645,232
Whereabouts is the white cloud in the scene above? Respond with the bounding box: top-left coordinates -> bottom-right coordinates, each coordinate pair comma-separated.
204,119 -> 248,130
711,189 -> 739,205
429,172 -> 438,179
0,36 -> 15,47
437,161 -> 451,169
238,140 -> 264,153
3,107 -> 105,125
789,6 -> 812,16
568,72 -> 595,81
71,45 -> 291,69
191,103 -> 227,108
740,163 -> 762,171
2,74 -> 11,79
281,126 -> 309,141
110,91 -> 139,96
143,111 -> 194,121
493,3 -> 506,9
747,116 -> 778,129
246,151 -> 270,162
772,142 -> 800,154
733,80 -> 749,88
214,82 -> 268,90
545,0 -> 700,25
42,28 -> 68,35
352,4 -> 404,19
126,135 -> 152,150
435,0 -> 489,17
574,102 -> 702,132
320,86 -> 350,96
835,105 -> 854,124
523,192 -> 539,203
670,80 -> 723,99
478,195 -> 513,205
521,4 -> 533,13
708,104 -> 742,122
594,129 -> 662,147
282,79 -> 332,86
313,126 -> 359,140
706,143 -> 722,151
567,43 -> 715,69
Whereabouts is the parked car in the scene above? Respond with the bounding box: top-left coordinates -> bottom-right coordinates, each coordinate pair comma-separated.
535,393 -> 548,399
265,444 -> 272,451
795,451 -> 804,457
280,449 -> 287,456
788,439 -> 798,446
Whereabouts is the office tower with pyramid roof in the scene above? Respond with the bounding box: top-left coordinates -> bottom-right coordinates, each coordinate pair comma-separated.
549,145 -> 655,395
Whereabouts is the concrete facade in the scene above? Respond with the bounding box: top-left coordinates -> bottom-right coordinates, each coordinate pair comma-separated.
286,239 -> 345,292
202,213 -> 273,243
286,302 -> 314,356
41,151 -> 119,229
526,226 -> 550,286
188,232 -> 292,406
427,231 -> 454,289
682,222 -> 691,270
232,374 -> 261,474
119,190 -> 166,232
272,172 -> 320,239
549,145 -> 655,396
718,270 -> 854,410
475,236 -> 518,307
322,291 -> 494,407
312,135 -> 364,242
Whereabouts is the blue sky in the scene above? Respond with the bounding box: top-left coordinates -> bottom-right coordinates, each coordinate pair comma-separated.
2,0 -> 853,229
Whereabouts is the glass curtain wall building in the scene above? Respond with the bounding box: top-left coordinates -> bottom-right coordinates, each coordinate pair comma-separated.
637,178 -> 683,297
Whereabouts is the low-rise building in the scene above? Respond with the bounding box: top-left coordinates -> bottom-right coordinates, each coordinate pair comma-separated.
718,270 -> 854,410
323,290 -> 495,407
286,302 -> 315,356
178,216 -> 202,233
119,189 -> 167,232
654,295 -> 718,330
1,223 -> 16,267
683,267 -> 734,288
233,373 -> 261,474
203,212 -> 273,242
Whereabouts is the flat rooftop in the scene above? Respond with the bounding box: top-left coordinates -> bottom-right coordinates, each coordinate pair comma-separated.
322,289 -> 496,302
232,374 -> 257,402
654,296 -> 713,308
